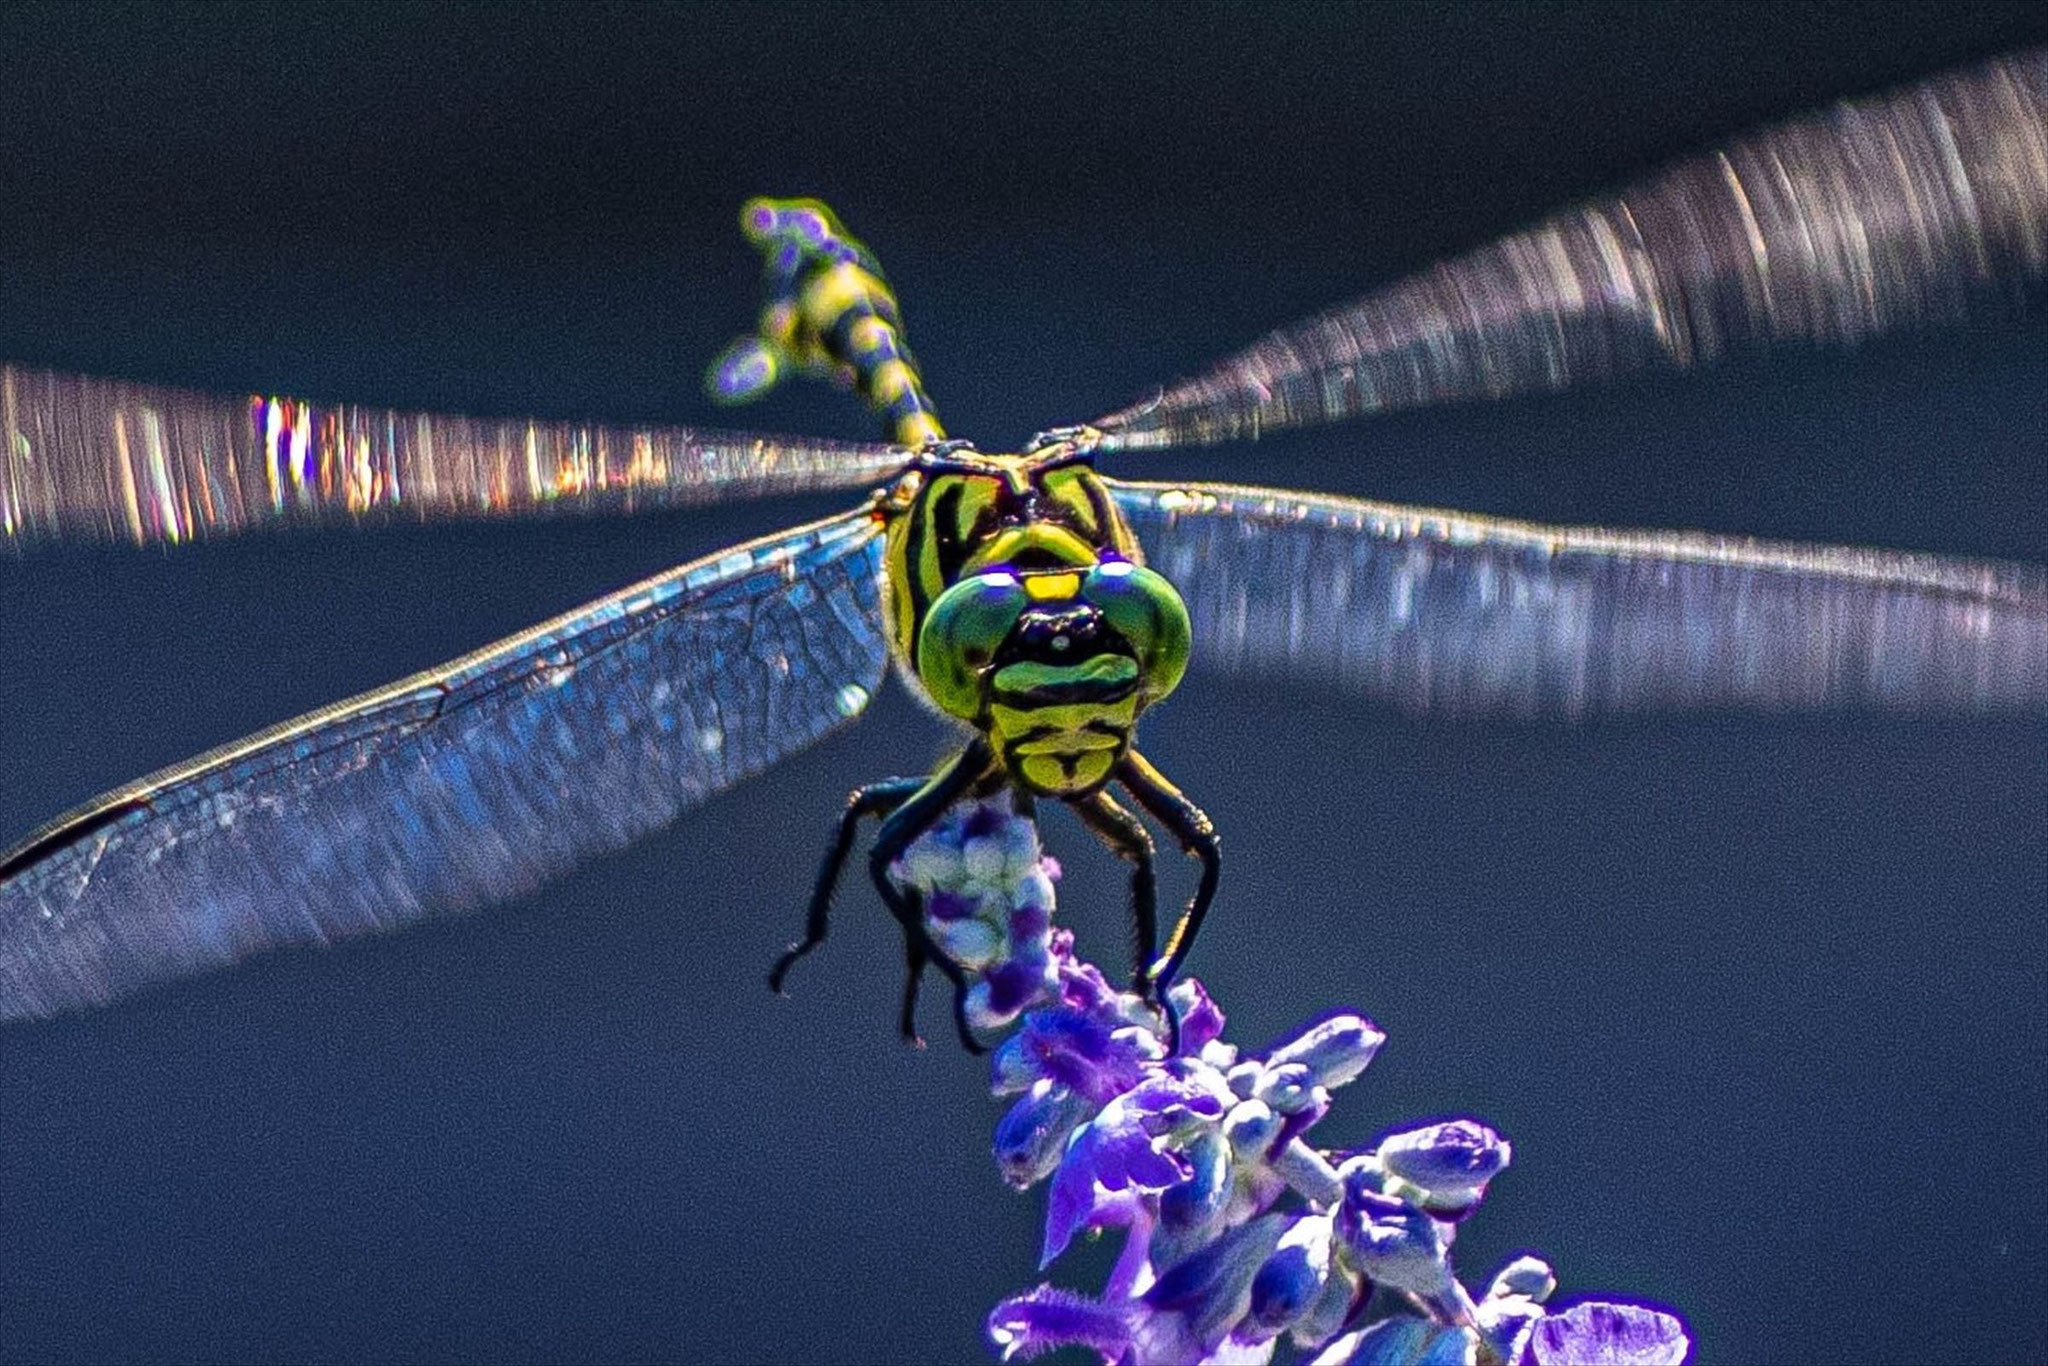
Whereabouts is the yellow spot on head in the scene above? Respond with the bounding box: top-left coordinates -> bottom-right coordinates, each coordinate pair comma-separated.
1024,572 -> 1081,601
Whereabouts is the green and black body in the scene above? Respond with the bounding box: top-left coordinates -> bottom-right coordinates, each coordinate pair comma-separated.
719,200 -> 1217,1052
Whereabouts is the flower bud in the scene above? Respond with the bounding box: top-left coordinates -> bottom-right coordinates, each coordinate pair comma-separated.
1332,1187 -> 1452,1299
898,836 -> 963,892
1309,1318 -> 1478,1365
932,916 -> 1001,969
994,1080 -> 1091,1189
1143,1212 -> 1291,1353
1479,1259 -> 1554,1366
1487,1254 -> 1556,1302
1167,977 -> 1227,1055
1265,1013 -> 1385,1088
1478,1295 -> 1545,1366
1244,1214 -> 1333,1340
1223,1099 -> 1283,1164
1377,1119 -> 1511,1213
999,819 -> 1044,879
962,833 -> 1008,886
1252,1061 -> 1321,1115
1289,1241 -> 1362,1351
1015,867 -> 1056,914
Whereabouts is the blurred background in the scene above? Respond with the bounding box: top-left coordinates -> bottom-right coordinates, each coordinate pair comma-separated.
0,4 -> 2044,1362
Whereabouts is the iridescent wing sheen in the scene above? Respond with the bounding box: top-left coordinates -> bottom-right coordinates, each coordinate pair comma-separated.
0,363 -> 907,546
1092,50 -> 2048,453
0,506 -> 889,1020
1111,480 -> 2048,716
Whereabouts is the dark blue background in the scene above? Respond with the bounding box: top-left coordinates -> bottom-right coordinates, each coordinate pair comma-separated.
1,4 -> 2044,1362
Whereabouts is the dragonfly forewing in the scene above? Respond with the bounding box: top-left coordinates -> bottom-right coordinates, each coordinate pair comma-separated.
1093,49 -> 2048,452
0,505 -> 890,1020
0,363 -> 906,546
1114,479 -> 2048,715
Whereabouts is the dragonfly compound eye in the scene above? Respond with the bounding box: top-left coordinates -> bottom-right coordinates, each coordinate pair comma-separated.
1081,559 -> 1191,706
917,570 -> 1031,721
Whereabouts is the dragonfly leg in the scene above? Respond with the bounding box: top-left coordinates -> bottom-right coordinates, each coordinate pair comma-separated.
1073,789 -> 1159,998
770,776 -> 926,994
1117,749 -> 1221,1054
898,929 -> 929,1048
868,740 -> 995,1053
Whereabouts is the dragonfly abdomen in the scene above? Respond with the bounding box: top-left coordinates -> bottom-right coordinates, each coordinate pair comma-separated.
708,197 -> 945,449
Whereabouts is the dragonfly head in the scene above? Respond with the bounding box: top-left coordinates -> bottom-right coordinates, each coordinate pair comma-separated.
917,556 -> 1190,798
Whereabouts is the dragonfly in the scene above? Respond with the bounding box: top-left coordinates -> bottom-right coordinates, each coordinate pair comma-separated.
2,51 -> 2045,1051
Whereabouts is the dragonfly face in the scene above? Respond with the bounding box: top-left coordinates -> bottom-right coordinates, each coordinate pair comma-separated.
887,446 -> 1191,798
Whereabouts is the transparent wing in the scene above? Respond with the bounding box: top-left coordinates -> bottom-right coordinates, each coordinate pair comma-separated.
0,505 -> 889,1019
0,363 -> 908,546
1111,480 -> 2048,715
1093,50 -> 2048,452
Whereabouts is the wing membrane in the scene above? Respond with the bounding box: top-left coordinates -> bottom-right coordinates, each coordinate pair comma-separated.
0,363 -> 907,546
1112,480 -> 2048,715
0,505 -> 889,1019
1094,51 -> 2048,451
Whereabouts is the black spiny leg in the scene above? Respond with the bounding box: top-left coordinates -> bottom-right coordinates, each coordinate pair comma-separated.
869,739 -> 996,1053
1075,789 -> 1160,998
1117,749 -> 1221,1054
897,931 -> 929,1046
770,776 -> 926,994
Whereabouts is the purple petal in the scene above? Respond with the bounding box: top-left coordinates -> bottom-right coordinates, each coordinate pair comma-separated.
1012,1007 -> 1147,1104
962,804 -> 1011,840
1159,1130 -> 1233,1233
1010,902 -> 1050,940
1273,1089 -> 1333,1151
1042,1098 -> 1195,1264
1487,1255 -> 1556,1302
1530,1302 -> 1692,1366
925,887 -> 978,922
987,1286 -> 1131,1362
1170,977 -> 1227,1055
1125,1072 -> 1231,1129
986,958 -> 1051,1018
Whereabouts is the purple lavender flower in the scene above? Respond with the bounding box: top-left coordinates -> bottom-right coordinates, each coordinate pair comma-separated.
891,799 -> 1689,1365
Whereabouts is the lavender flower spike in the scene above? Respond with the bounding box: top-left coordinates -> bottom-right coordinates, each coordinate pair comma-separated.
889,799 -> 1690,1364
